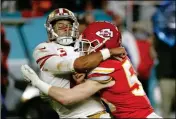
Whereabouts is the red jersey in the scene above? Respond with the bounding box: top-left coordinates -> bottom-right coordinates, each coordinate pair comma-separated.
88,57 -> 154,118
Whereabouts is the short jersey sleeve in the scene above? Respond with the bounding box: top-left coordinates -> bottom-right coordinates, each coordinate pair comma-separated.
33,42 -> 59,69
33,42 -> 78,74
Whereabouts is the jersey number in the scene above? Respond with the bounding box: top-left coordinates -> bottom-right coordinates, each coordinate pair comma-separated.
58,48 -> 67,57
122,60 -> 145,96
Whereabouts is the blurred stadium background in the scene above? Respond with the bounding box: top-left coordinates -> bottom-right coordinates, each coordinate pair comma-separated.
1,0 -> 175,119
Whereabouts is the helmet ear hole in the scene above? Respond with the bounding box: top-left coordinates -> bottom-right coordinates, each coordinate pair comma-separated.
50,20 -> 57,27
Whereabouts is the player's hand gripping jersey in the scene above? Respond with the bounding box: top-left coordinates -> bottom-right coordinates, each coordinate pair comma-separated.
33,42 -> 105,118
88,57 -> 154,118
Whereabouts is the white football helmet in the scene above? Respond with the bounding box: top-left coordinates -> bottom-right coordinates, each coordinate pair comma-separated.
45,8 -> 79,45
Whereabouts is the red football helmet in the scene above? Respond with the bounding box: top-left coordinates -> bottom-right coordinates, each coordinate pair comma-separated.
79,21 -> 122,54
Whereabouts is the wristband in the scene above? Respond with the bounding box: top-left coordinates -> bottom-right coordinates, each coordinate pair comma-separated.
100,48 -> 111,60
35,79 -> 52,95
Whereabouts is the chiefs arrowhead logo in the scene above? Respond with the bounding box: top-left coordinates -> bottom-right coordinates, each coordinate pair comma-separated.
96,29 -> 113,39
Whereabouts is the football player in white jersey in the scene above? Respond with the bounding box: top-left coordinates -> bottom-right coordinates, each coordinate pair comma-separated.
27,8 -> 126,118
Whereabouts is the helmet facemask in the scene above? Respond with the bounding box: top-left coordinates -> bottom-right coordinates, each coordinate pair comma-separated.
78,39 -> 92,56
78,38 -> 108,56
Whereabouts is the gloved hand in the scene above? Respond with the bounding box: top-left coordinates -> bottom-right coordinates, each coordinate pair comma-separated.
21,64 -> 40,87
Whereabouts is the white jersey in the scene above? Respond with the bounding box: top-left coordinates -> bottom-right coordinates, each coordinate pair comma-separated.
33,42 -> 105,118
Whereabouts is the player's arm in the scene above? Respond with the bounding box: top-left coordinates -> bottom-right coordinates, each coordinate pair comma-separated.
21,65 -> 114,106
48,78 -> 114,106
74,47 -> 126,73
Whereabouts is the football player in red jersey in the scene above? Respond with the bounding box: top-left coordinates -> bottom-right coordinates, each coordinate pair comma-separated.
21,21 -> 162,118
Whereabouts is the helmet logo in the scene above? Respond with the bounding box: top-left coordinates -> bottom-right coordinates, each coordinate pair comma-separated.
96,29 -> 113,39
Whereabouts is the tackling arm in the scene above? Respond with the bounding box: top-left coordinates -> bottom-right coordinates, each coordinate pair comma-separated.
48,79 -> 115,106
21,64 -> 114,106
74,47 -> 126,73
